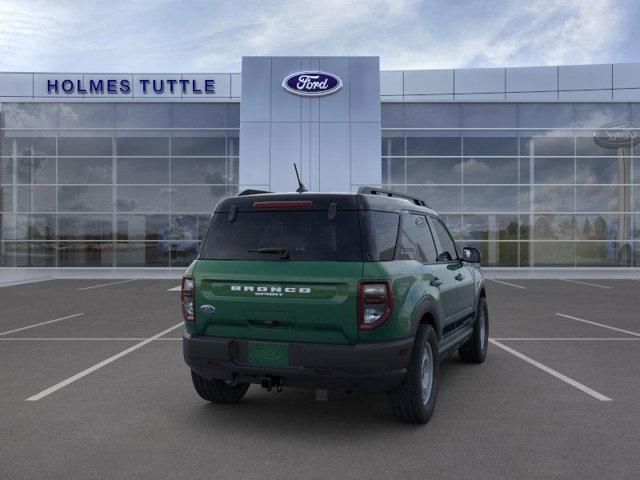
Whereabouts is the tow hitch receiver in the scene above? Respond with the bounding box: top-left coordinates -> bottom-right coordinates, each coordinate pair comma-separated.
260,376 -> 283,392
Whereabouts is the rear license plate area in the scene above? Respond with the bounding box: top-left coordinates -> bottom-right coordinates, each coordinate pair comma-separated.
248,342 -> 290,367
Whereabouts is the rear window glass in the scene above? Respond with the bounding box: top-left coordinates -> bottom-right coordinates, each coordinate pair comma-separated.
201,210 -> 363,261
361,211 -> 400,261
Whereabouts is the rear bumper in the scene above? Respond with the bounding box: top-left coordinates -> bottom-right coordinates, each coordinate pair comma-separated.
183,333 -> 413,394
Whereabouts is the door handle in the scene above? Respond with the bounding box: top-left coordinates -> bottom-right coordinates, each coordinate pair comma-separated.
429,277 -> 443,287
455,273 -> 464,281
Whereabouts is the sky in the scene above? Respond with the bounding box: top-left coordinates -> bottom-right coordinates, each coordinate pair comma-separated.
0,0 -> 638,72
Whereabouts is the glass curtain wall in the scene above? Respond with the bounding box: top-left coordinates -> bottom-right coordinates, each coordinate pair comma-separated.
382,103 -> 640,267
0,102 -> 239,267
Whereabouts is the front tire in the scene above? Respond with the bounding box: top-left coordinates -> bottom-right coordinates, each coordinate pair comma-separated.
387,324 -> 439,424
459,296 -> 489,364
191,370 -> 250,403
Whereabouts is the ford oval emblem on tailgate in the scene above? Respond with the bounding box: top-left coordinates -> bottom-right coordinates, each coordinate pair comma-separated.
200,304 -> 216,314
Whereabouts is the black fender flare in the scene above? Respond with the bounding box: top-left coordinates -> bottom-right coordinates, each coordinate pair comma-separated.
410,295 -> 444,341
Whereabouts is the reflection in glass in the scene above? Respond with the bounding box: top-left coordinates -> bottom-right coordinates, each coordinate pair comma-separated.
518,104 -> 573,129
382,158 -> 405,184
463,241 -> 518,267
462,215 -> 518,240
576,186 -> 621,212
463,186 -> 518,212
59,104 -> 113,128
576,157 -> 627,184
13,214 -> 55,240
59,242 -> 114,267
463,104 -> 517,128
406,131 -> 461,156
171,158 -> 227,184
58,214 -> 113,240
117,158 -> 170,184
116,214 -> 169,240
406,186 -> 461,212
115,242 -> 169,267
58,137 -> 112,156
10,136 -> 56,156
171,242 -> 199,266
406,158 -> 461,184
575,214 -> 628,241
576,242 -> 632,267
58,186 -> 113,212
116,186 -> 171,213
114,104 -> 171,128
116,137 -> 169,156
2,242 -> 56,267
3,104 -> 58,128
534,186 -> 574,212
534,158 -> 574,184
381,130 -> 404,156
171,186 -> 227,213
532,242 -> 575,266
58,158 -> 112,184
171,135 -> 226,156
406,104 -> 460,128
382,103 -> 405,128
462,157 -> 517,184
172,104 -> 227,128
17,186 -> 56,212
463,136 -> 518,156
533,215 -> 576,240
16,157 -> 56,184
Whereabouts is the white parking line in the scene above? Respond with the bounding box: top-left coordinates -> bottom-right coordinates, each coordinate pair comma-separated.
555,313 -> 640,337
26,322 -> 183,401
486,279 -> 527,289
0,313 -> 84,337
78,279 -> 137,291
492,337 -> 640,341
167,285 -> 182,292
558,279 -> 611,289
489,338 -> 612,402
0,337 -> 182,341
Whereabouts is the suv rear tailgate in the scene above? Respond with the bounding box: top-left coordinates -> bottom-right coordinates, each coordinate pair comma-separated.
194,260 -> 363,344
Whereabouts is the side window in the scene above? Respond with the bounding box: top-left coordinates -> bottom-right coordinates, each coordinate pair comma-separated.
430,217 -> 458,262
397,213 -> 417,260
362,211 -> 400,261
412,214 -> 438,263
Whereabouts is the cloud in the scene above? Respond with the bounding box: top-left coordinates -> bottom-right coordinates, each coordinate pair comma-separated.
0,0 -> 636,72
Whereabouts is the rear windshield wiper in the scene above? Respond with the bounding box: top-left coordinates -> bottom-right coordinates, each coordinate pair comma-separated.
248,247 -> 290,259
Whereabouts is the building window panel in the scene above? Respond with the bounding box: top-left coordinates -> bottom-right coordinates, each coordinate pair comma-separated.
463,186 -> 518,213
406,104 -> 460,128
519,134 -> 574,157
574,103 -> 630,128
462,157 -> 518,184
116,136 -> 169,156
9,136 -> 56,156
3,242 -> 57,267
533,214 -> 576,240
576,242 -> 632,267
576,186 -> 623,213
59,104 -> 113,128
381,103 -> 405,128
463,241 -> 518,267
381,158 -> 405,184
406,185 -> 462,213
406,157 -> 461,184
381,130 -> 404,156
116,186 -> 171,213
16,157 -> 56,184
117,157 -> 170,184
532,242 -> 575,267
2,104 -> 59,129
406,132 -> 461,156
116,214 -> 169,241
58,186 -> 113,213
59,242 -> 114,267
171,134 -> 226,156
463,104 -> 517,128
115,242 -> 170,267
58,137 -> 113,156
518,104 -> 574,129
462,214 -> 519,240
58,157 -> 112,184
58,214 -> 113,240
13,214 -> 55,240
171,158 -> 228,184
463,135 -> 518,156
114,104 -> 171,128
576,157 -> 626,184
171,185 -> 227,212
171,104 -> 227,128
534,157 -> 574,184
17,185 -> 56,212
533,186 -> 575,212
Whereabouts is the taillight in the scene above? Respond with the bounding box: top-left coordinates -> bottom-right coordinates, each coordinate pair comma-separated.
358,281 -> 393,330
181,276 -> 195,322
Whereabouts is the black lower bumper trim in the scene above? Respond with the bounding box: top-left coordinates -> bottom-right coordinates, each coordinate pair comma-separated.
183,333 -> 413,394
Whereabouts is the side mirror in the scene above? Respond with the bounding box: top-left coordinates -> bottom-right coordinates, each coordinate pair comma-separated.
462,247 -> 481,264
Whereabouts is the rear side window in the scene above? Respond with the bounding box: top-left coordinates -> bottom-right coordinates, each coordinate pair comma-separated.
429,217 -> 458,262
361,211 -> 399,261
201,210 -> 363,261
412,214 -> 438,263
397,214 -> 417,261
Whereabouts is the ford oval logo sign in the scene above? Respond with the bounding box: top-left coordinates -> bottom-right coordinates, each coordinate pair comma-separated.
593,121 -> 640,149
282,71 -> 343,97
200,304 -> 216,314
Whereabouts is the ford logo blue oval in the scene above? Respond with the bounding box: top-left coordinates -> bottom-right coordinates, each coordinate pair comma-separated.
282,71 -> 343,97
200,304 -> 216,314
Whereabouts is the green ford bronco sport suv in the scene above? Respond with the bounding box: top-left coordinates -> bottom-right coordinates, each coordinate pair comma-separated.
182,187 -> 488,424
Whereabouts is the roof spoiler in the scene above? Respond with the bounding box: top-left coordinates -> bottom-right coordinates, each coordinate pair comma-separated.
237,189 -> 272,196
357,186 -> 429,208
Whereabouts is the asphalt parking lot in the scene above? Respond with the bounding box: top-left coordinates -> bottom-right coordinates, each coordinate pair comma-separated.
1,278 -> 640,479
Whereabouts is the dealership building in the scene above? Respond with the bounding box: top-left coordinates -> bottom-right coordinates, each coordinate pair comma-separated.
1,56 -> 639,269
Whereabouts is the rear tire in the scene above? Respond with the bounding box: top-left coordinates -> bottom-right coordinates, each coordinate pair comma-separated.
459,296 -> 488,364
387,324 -> 439,424
191,370 -> 250,403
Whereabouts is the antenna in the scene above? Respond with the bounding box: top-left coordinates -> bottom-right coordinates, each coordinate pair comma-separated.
293,163 -> 308,193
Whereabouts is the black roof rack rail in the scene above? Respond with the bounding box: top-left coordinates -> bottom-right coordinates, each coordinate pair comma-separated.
237,189 -> 272,196
357,186 -> 429,208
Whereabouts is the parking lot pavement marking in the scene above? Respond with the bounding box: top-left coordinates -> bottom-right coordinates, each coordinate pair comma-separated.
486,279 -> 527,289
489,338 -> 612,402
77,279 -> 137,291
558,279 -> 611,289
0,313 -> 84,337
167,285 -> 182,291
555,313 -> 640,337
492,337 -> 640,341
0,337 -> 182,341
25,322 -> 183,402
